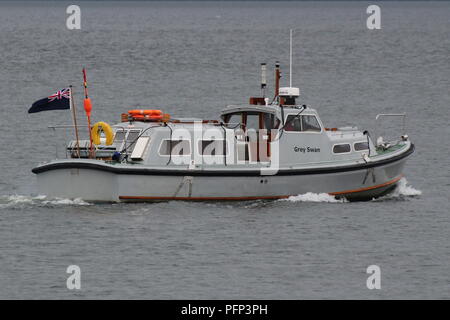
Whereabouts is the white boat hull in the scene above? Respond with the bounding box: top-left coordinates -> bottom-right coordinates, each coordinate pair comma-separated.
34,144 -> 413,202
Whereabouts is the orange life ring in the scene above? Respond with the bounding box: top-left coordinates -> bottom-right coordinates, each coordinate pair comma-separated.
128,109 -> 162,116
130,113 -> 163,121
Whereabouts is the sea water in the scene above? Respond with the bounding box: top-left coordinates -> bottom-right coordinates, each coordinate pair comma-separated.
0,1 -> 448,299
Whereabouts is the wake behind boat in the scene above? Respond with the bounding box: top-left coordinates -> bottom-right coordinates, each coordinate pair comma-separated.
30,34 -> 414,202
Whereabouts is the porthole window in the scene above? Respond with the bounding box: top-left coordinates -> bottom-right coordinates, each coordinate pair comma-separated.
333,144 -> 351,154
199,140 -> 227,156
354,141 -> 369,151
159,140 -> 191,156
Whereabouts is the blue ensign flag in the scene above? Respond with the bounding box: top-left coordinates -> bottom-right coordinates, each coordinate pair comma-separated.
28,88 -> 71,113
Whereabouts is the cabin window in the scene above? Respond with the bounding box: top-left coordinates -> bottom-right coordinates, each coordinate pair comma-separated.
354,141 -> 369,151
284,115 -> 321,132
284,115 -> 302,131
199,140 -> 227,156
245,112 -> 260,130
301,115 -> 321,132
159,140 -> 191,156
125,130 -> 141,153
262,114 -> 280,130
224,113 -> 242,128
333,144 -> 351,154
114,131 -> 126,143
225,112 -> 280,131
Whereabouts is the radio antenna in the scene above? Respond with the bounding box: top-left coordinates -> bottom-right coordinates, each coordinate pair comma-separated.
289,29 -> 293,87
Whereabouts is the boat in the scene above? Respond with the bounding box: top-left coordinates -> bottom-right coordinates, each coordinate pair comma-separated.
31,36 -> 414,202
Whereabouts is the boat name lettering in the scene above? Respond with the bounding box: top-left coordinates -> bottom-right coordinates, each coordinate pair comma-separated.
294,146 -> 321,153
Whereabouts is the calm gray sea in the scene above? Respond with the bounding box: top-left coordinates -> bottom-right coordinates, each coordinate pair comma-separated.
0,1 -> 449,299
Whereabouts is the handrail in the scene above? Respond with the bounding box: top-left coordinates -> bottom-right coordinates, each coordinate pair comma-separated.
48,125 -> 88,129
375,113 -> 406,135
47,125 -> 90,159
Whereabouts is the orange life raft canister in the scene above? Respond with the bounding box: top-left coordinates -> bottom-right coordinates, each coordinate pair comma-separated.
128,109 -> 163,121
128,109 -> 162,116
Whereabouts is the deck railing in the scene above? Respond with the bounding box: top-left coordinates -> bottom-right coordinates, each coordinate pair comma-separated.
48,125 -> 90,159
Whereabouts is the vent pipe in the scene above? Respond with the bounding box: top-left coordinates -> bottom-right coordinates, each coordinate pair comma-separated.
274,61 -> 280,103
261,63 -> 267,98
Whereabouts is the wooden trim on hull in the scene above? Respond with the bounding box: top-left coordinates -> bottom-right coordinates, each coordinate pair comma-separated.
118,175 -> 403,201
329,175 -> 403,196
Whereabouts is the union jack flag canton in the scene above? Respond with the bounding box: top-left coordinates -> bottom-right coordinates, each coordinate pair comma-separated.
48,88 -> 71,102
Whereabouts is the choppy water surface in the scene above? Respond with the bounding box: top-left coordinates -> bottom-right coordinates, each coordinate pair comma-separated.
0,1 -> 449,299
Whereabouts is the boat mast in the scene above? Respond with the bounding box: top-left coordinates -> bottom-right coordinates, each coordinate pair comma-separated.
289,29 -> 293,87
278,30 -> 300,106
82,68 -> 94,159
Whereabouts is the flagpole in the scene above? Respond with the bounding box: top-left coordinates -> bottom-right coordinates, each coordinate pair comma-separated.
82,68 -> 94,159
69,85 -> 81,158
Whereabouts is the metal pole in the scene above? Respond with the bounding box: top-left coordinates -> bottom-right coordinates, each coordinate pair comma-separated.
289,29 -> 293,87
82,68 -> 94,158
261,63 -> 267,98
69,85 -> 81,158
274,61 -> 280,102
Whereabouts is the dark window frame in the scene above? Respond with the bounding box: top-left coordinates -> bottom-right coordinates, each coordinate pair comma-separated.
198,139 -> 228,156
354,141 -> 369,152
284,114 -> 322,133
332,143 -> 351,154
158,139 -> 191,156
